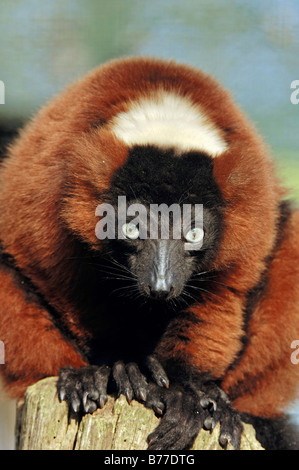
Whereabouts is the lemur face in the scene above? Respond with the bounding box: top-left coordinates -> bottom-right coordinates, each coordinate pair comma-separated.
103,145 -> 224,302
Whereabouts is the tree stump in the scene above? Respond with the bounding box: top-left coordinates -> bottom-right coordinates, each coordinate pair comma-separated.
15,377 -> 263,450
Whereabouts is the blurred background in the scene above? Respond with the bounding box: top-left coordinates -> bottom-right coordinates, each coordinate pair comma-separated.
0,0 -> 298,449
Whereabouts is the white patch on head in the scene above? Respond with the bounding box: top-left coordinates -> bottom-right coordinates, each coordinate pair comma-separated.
110,91 -> 227,157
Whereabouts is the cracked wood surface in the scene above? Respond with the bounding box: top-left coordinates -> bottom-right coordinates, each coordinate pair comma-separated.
15,377 -> 263,450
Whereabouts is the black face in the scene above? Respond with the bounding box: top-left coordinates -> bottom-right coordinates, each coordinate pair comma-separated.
100,145 -> 224,304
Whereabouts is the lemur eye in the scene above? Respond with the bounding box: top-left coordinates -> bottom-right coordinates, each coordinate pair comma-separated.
122,223 -> 140,240
185,227 -> 204,243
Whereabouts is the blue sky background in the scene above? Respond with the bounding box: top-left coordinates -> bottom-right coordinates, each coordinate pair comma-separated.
0,0 -> 299,151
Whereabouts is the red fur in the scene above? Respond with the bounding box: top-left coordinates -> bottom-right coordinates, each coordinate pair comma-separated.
0,57 -> 298,422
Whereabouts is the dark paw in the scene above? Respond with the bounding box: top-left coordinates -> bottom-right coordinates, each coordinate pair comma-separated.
112,355 -> 169,404
145,384 -> 204,450
144,382 -> 243,450
57,355 -> 168,414
57,365 -> 110,414
199,383 -> 243,450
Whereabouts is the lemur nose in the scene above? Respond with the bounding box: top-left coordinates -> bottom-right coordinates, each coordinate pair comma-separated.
149,286 -> 172,300
148,277 -> 174,300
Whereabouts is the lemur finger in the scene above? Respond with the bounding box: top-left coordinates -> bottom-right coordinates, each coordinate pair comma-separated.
197,385 -> 220,412
145,383 -> 166,416
112,361 -> 133,403
126,362 -> 148,401
145,355 -> 169,388
219,407 -> 243,450
203,415 -> 216,431
82,391 -> 98,413
57,367 -> 83,412
70,390 -> 82,413
93,365 -> 110,408
199,394 -> 217,412
80,366 -> 100,413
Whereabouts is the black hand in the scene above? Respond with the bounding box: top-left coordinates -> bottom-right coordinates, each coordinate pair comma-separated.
57,365 -> 110,413
144,381 -> 243,450
145,383 -> 206,450
112,355 -> 169,404
199,383 -> 243,449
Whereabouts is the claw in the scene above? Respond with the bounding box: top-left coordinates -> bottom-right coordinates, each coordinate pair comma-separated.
146,355 -> 169,389
159,377 -> 169,389
154,407 -> 163,416
84,401 -> 97,414
58,389 -> 66,402
219,432 -> 232,447
204,416 -> 216,430
83,390 -> 98,408
125,389 -> 133,404
71,395 -> 81,413
99,394 -> 108,409
82,391 -> 89,408
138,388 -> 147,402
200,396 -> 217,411
147,433 -> 157,447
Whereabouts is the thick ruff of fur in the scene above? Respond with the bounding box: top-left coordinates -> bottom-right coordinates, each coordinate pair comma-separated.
111,90 -> 227,156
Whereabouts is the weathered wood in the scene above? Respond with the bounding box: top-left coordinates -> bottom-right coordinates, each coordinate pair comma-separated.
15,377 -> 263,450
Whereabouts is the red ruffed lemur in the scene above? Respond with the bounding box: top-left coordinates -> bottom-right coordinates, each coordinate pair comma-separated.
0,57 -> 299,450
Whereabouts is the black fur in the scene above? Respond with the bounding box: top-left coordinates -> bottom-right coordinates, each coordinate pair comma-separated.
108,145 -> 223,204
242,414 -> 299,450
